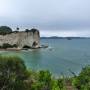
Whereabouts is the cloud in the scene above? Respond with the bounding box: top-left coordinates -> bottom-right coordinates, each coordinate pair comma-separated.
40,29 -> 90,37
0,0 -> 90,36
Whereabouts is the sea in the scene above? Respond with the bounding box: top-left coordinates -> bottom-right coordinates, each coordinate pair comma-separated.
1,39 -> 90,77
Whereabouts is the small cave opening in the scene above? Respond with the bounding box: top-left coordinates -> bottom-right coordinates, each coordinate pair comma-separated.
32,41 -> 38,47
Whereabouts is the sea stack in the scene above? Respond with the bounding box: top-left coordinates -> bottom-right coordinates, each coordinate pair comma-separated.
0,28 -> 40,49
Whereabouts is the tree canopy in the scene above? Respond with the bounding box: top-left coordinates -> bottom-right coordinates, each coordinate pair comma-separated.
0,26 -> 12,35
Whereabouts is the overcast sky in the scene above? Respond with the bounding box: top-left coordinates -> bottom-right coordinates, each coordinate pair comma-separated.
0,0 -> 90,37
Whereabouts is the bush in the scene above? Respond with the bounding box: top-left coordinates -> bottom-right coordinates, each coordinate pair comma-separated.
1,43 -> 18,49
0,55 -> 73,90
0,26 -> 12,35
0,56 -> 29,90
25,29 -> 30,33
2,43 -> 12,49
30,28 -> 39,34
72,65 -> 90,90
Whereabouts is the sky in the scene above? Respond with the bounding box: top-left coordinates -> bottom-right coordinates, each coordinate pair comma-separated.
0,0 -> 90,37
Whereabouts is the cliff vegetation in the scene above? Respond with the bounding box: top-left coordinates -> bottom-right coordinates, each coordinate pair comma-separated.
0,26 -> 12,35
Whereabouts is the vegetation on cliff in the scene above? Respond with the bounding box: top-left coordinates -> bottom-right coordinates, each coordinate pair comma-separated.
0,26 -> 12,35
0,55 -> 90,90
0,26 -> 39,35
0,43 -> 18,49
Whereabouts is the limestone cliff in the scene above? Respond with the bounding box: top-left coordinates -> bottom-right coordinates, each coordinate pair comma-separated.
0,29 -> 40,48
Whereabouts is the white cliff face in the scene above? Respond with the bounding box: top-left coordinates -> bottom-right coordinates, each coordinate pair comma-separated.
0,30 -> 40,48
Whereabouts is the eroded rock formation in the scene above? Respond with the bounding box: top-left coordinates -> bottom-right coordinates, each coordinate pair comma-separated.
0,29 -> 40,48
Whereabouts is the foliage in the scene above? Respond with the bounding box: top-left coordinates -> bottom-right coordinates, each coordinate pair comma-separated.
25,29 -> 30,33
0,56 -> 29,90
2,55 -> 90,90
0,55 -> 68,90
0,26 -> 12,35
72,65 -> 90,90
57,78 -> 65,90
1,43 -> 18,49
16,27 -> 19,31
2,43 -> 12,49
30,28 -> 39,33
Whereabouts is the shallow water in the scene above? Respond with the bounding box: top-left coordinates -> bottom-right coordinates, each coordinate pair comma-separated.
1,39 -> 90,77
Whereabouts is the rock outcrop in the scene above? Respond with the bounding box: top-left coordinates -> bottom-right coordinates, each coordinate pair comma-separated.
0,29 -> 40,48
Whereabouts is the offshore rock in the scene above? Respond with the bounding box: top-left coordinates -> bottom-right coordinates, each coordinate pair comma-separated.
0,29 -> 40,49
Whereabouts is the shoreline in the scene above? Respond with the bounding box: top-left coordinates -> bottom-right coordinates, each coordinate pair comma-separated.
0,45 -> 48,51
0,48 -> 21,51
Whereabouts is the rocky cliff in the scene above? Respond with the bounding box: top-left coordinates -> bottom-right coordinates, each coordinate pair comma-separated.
0,29 -> 40,48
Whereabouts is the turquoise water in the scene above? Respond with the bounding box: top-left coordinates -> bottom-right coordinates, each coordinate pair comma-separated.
1,39 -> 90,77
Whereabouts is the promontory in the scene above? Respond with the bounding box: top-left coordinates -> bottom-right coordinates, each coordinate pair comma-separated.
0,26 -> 40,49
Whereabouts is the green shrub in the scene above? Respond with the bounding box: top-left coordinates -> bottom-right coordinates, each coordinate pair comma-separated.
38,70 -> 51,83
30,28 -> 38,33
25,29 -> 30,33
0,56 -> 29,90
0,55 -> 73,90
57,78 -> 64,90
2,43 -> 13,49
0,26 -> 12,35
1,43 -> 18,49
72,65 -> 90,90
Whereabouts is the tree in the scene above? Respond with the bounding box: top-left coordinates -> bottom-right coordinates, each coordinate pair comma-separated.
30,28 -> 39,33
0,56 -> 29,90
25,29 -> 30,33
16,27 -> 19,31
0,26 -> 12,35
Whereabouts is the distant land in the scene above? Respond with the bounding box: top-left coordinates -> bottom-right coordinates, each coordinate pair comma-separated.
41,36 -> 90,39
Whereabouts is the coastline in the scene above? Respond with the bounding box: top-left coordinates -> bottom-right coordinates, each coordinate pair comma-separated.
0,48 -> 21,51
0,45 -> 48,51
